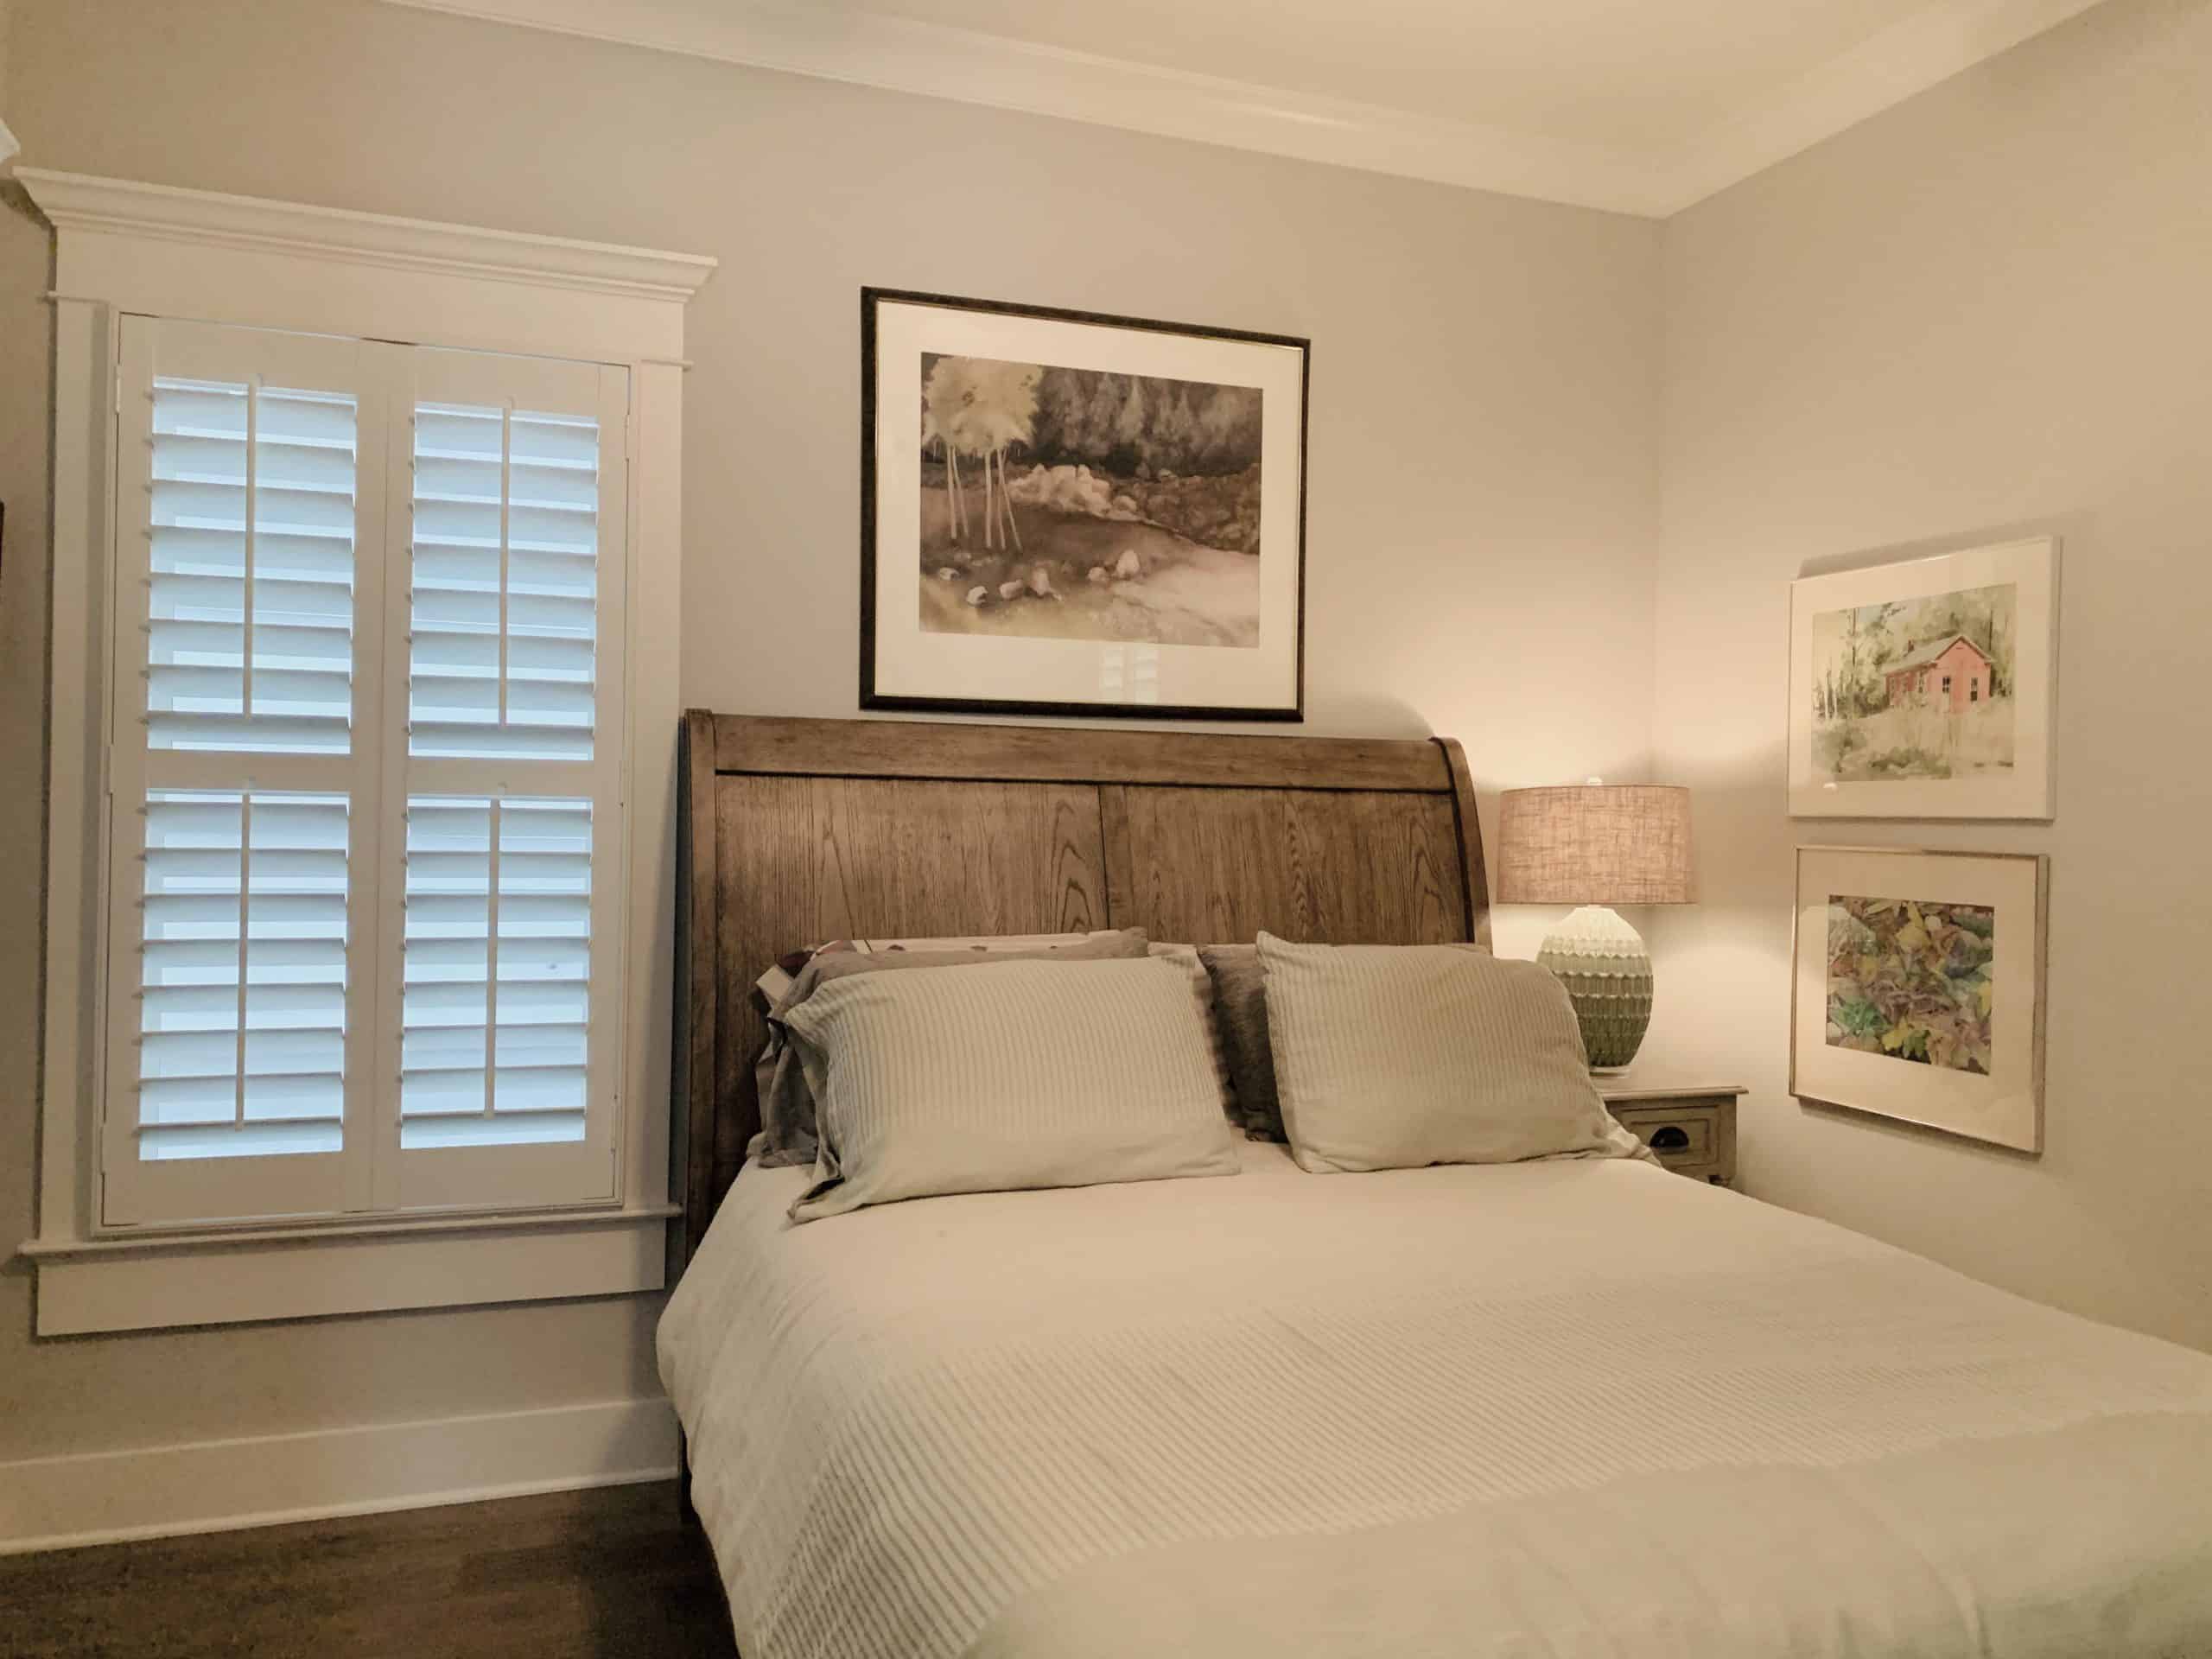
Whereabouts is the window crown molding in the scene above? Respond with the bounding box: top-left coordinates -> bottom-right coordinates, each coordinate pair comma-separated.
16,167 -> 716,302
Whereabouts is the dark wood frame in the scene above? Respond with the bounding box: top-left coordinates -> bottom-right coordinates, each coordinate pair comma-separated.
858,286 -> 1312,722
671,712 -> 1489,1266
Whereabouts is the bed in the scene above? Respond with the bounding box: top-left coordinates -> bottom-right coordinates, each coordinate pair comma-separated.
660,713 -> 2212,1659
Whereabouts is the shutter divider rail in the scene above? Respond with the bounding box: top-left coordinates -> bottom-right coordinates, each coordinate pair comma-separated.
483,796 -> 503,1120
233,792 -> 252,1128
243,378 -> 258,722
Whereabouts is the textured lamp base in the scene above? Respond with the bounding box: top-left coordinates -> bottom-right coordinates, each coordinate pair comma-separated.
1536,905 -> 1652,1072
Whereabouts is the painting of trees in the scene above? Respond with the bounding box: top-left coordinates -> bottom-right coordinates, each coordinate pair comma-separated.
913,352 -> 1268,649
927,354 -> 1262,481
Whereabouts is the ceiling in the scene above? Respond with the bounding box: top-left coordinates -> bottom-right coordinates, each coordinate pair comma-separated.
382,0 -> 2109,215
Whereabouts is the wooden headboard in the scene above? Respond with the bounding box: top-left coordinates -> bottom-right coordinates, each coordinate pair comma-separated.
672,712 -> 1491,1262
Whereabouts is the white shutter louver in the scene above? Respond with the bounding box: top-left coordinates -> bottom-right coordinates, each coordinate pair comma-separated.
149,376 -> 358,755
410,404 -> 599,761
401,797 -> 592,1149
137,791 -> 350,1161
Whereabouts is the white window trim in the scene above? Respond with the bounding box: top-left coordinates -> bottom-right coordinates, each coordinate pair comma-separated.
18,168 -> 715,1334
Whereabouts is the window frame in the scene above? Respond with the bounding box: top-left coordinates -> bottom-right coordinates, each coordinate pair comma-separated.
19,168 -> 713,1334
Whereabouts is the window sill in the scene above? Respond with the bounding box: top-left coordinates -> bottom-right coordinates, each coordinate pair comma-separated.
19,1205 -> 678,1336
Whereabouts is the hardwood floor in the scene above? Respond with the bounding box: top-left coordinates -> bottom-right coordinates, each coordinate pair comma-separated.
0,1482 -> 736,1659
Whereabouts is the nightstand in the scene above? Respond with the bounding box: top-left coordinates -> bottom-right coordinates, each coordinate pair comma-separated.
1600,1084 -> 1742,1187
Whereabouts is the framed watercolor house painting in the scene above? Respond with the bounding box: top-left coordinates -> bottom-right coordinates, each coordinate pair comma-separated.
1788,537 -> 2059,818
861,288 -> 1309,721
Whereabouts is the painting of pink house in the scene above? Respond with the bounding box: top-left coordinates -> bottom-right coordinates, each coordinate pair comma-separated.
1885,633 -> 1993,713
1789,536 -> 2059,818
1803,575 -> 2019,789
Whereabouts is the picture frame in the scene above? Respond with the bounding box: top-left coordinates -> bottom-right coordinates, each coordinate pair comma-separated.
860,288 -> 1310,721
1787,536 -> 2059,819
1789,846 -> 2048,1153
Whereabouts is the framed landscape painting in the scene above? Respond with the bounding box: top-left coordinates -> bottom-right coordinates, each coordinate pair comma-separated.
861,288 -> 1309,720
1788,537 -> 2059,818
1790,846 -> 2047,1153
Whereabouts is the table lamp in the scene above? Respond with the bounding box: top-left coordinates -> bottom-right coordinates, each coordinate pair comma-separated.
1495,781 -> 1694,1072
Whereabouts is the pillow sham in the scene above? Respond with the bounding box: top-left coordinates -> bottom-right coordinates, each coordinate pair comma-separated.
1257,931 -> 1642,1174
753,929 -> 1129,1010
785,957 -> 1240,1221
748,929 -> 1152,1167
1196,944 -> 1286,1141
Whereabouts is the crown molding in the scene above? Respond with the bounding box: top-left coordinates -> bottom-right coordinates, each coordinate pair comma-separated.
379,0 -> 1675,217
378,0 -> 2109,219
15,166 -> 718,302
1651,0 -> 2109,213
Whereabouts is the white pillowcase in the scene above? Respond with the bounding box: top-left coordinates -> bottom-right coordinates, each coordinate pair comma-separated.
785,957 -> 1240,1221
1257,931 -> 1642,1174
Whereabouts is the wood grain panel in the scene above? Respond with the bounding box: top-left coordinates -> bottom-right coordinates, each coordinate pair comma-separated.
1436,736 -> 1493,948
705,774 -> 1107,1210
714,714 -> 1452,792
808,779 -> 1107,941
713,774 -> 817,1207
1110,785 -> 1467,945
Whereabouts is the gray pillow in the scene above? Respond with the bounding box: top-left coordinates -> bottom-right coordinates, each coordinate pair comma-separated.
785,957 -> 1240,1221
1197,944 -> 1286,1141
1258,931 -> 1643,1174
748,929 -> 1152,1167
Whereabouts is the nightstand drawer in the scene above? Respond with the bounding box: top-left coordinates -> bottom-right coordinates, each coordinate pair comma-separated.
1599,1084 -> 1742,1187
1609,1105 -> 1716,1165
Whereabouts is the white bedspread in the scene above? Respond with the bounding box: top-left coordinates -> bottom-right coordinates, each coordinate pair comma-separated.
658,1143 -> 2212,1659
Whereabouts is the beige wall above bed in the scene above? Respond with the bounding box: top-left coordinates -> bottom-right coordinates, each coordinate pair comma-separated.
0,0 -> 1660,1474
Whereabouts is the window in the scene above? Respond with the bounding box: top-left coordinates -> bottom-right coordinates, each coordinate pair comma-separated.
1942,675 -> 1953,695
1970,681 -> 1980,703
101,318 -> 628,1228
26,167 -> 706,1333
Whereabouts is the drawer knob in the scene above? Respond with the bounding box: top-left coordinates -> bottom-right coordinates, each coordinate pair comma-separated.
1648,1125 -> 1690,1152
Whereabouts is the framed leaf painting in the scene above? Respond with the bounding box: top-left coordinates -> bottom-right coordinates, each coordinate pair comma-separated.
860,288 -> 1309,721
1790,846 -> 2048,1153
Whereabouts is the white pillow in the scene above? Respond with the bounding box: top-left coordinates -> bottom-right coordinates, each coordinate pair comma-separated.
785,957 -> 1240,1220
1257,931 -> 1642,1174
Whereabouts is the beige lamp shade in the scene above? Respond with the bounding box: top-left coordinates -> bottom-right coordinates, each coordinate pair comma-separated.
1495,785 -> 1694,907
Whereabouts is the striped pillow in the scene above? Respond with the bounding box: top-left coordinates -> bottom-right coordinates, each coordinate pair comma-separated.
749,929 -> 1154,1168
785,957 -> 1240,1221
1258,931 -> 1641,1173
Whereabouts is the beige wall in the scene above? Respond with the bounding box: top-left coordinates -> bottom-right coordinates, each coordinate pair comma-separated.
1647,0 -> 2212,1350
0,0 -> 1660,1460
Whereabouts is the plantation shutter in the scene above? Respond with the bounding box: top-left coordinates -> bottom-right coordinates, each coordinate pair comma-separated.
378,347 -> 628,1212
104,319 -> 387,1227
101,319 -> 629,1229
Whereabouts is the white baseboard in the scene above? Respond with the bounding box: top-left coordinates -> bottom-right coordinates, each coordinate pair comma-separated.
0,1395 -> 680,1555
